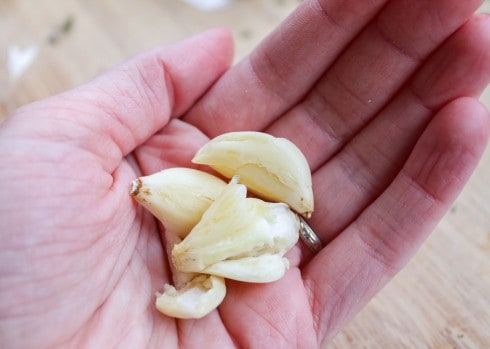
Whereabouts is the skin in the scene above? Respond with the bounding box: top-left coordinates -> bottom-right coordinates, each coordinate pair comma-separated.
1,0 -> 489,348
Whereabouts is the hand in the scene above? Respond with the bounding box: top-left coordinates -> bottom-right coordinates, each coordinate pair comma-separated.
0,2 -> 489,349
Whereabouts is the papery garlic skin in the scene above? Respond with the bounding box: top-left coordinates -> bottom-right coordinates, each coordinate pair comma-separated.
172,177 -> 300,282
155,275 -> 226,319
130,168 -> 226,238
192,131 -> 314,217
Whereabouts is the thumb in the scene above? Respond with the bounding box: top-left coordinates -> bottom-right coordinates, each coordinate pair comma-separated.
5,28 -> 234,173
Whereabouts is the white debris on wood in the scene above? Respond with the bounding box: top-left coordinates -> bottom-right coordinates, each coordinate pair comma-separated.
181,0 -> 233,11
7,45 -> 38,81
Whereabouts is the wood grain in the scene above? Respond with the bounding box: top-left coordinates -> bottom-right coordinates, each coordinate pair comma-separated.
1,1 -> 489,348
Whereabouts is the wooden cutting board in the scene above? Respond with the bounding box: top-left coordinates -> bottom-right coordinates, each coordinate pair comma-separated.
1,1 -> 489,347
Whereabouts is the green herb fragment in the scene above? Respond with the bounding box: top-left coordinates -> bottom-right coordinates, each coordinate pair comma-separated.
47,15 -> 75,45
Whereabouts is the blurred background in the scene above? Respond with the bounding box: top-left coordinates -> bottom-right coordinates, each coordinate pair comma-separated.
0,0 -> 301,119
1,1 -> 489,348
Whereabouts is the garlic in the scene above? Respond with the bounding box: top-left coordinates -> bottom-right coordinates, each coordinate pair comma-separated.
172,177 -> 299,282
131,168 -> 228,319
129,131 -> 314,319
202,254 -> 290,283
155,274 -> 226,319
158,231 -> 225,319
192,131 -> 314,218
130,168 -> 226,238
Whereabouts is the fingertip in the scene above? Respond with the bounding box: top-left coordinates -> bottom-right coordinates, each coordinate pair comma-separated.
437,97 -> 490,153
406,97 -> 490,204
454,13 -> 490,79
187,27 -> 235,66
203,27 -> 235,61
411,14 -> 490,110
160,28 -> 235,116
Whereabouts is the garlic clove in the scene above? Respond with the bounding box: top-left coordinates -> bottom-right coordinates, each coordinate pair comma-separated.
155,274 -> 226,319
172,176 -> 269,272
192,131 -> 314,218
172,177 -> 299,274
202,254 -> 290,283
130,167 -> 226,238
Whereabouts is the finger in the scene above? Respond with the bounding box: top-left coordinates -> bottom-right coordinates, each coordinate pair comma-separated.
266,0 -> 484,169
308,15 -> 490,244
303,98 -> 490,346
11,29 -> 233,173
184,0 -> 389,134
217,272 -> 318,347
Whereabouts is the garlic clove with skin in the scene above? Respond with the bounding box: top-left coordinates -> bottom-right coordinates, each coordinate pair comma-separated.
192,131 -> 314,218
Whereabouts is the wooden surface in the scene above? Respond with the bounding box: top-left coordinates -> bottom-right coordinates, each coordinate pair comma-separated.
1,1 -> 489,348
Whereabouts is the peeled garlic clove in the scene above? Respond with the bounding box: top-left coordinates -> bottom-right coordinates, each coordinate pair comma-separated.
172,177 -> 269,272
192,131 -> 314,218
155,275 -> 226,319
202,254 -> 290,283
172,177 -> 299,274
130,167 -> 226,238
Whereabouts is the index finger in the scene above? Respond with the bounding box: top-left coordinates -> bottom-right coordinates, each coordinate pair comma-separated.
183,0 -> 388,134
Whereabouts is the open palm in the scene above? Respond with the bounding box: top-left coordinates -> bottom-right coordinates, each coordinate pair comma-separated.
1,1 -> 489,348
